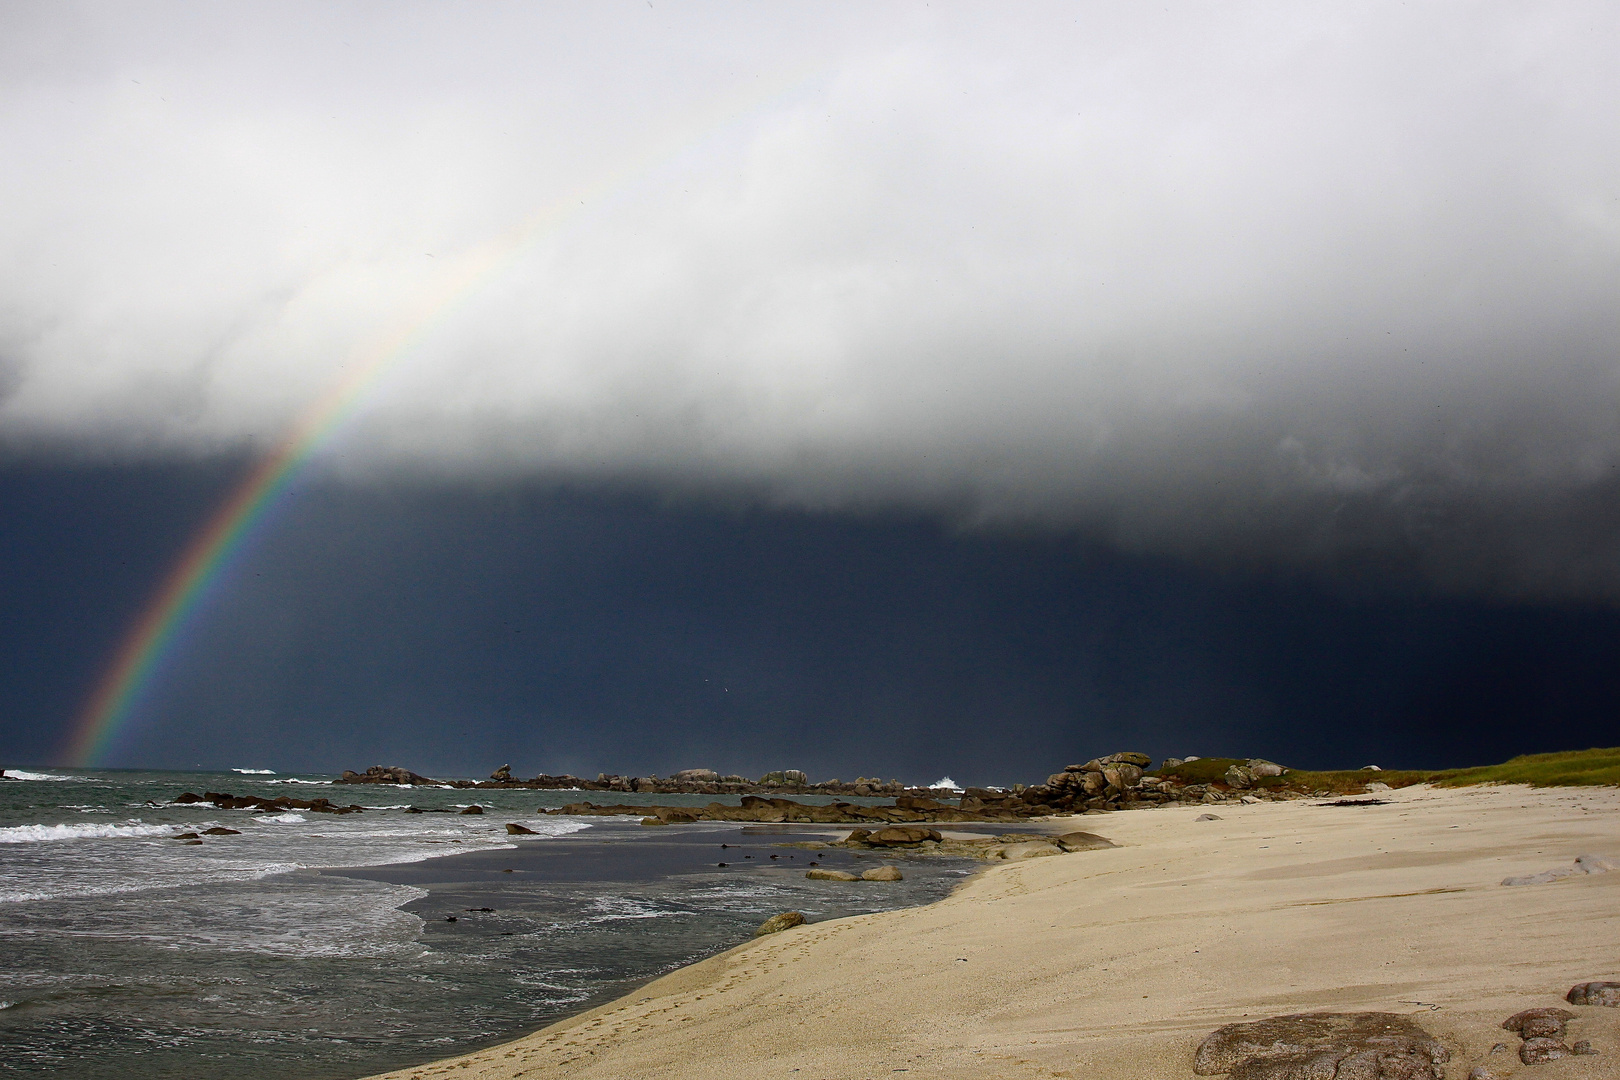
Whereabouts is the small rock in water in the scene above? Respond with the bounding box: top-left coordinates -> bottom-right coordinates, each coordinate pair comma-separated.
1519,1037 -> 1571,1065
459,805 -> 484,815
1567,981 -> 1620,1007
171,832 -> 200,840
805,869 -> 860,881
1196,813 -> 1222,821
182,839 -> 203,845
201,827 -> 240,835
505,823 -> 538,835
444,916 -> 457,922
753,911 -> 806,937
861,865 -> 903,881
1193,1011 -> 1447,1079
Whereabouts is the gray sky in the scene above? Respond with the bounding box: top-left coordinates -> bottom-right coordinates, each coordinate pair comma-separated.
4,1 -> 1619,599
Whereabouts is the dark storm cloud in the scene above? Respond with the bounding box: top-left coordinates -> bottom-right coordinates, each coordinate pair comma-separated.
3,2 -> 1619,598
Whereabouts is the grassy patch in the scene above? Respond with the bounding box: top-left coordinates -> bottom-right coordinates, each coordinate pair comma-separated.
1432,747 -> 1620,788
1150,747 -> 1620,793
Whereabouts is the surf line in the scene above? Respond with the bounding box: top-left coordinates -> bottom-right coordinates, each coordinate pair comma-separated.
62,67 -> 823,768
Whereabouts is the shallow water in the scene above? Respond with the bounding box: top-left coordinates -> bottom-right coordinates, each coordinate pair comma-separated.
0,770 -> 976,1079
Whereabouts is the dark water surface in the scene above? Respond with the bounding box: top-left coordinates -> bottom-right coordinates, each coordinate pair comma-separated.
0,769 -> 978,1080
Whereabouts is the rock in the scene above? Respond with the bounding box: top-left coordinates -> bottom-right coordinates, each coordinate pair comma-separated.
639,816 -> 666,826
1519,1037 -> 1571,1065
1192,1012 -> 1448,1079
866,826 -> 943,846
1503,1008 -> 1574,1039
1105,752 -> 1154,767
1365,782 -> 1391,792
1567,981 -> 1620,1006
1197,813 -> 1223,821
182,839 -> 203,845
1361,765 -> 1382,771
1572,1040 -> 1596,1055
861,865 -> 904,881
505,823 -> 538,835
754,911 -> 806,936
201,827 -> 240,835
843,828 -> 872,844
338,765 -> 441,786
1468,1068 -> 1503,1080
459,805 -> 484,814
490,764 -> 513,781
172,832 -> 200,840
1000,841 -> 1062,861
1223,765 -> 1254,790
805,869 -> 860,881
672,768 -> 720,783
1161,758 -> 1186,769
1240,796 -> 1261,805
1246,759 -> 1287,777
1053,831 -> 1116,852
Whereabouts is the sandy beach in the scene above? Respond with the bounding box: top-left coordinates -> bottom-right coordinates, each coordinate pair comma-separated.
363,784 -> 1620,1080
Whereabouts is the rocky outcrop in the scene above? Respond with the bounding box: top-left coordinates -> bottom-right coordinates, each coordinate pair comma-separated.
174,791 -> 364,814
1501,1005 -> 1597,1064
505,823 -> 537,835
754,911 -> 805,936
860,865 -> 904,881
1567,981 -> 1620,1006
1194,1012 -> 1448,1079
805,869 -> 860,881
337,766 -> 441,786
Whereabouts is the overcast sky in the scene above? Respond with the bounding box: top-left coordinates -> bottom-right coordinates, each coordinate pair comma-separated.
5,1 -> 1618,601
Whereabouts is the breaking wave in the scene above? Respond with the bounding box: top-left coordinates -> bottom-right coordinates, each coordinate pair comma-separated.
0,821 -> 178,844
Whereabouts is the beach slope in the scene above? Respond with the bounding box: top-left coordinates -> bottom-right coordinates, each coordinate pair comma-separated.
362,785 -> 1620,1080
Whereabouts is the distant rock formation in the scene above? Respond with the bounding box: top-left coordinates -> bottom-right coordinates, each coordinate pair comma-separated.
337,766 -> 441,786
174,791 -> 364,814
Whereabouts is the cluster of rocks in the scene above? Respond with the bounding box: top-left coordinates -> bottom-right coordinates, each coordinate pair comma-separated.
1193,1012 -> 1448,1079
174,791 -> 365,814
805,865 -> 905,882
337,766 -> 440,786
337,763 -> 920,796
1568,980 -> 1620,1007
1498,1007 -> 1597,1066
550,793 -> 1019,826
825,826 -> 1117,862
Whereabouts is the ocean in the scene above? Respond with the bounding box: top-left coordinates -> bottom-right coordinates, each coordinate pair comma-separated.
0,769 -> 978,1080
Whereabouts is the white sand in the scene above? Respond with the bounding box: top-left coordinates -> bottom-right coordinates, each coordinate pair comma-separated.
364,784 -> 1620,1079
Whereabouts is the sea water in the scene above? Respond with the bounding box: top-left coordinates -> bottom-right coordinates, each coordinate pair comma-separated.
0,770 -> 975,1080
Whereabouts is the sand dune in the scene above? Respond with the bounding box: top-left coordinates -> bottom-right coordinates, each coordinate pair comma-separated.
363,784 -> 1620,1079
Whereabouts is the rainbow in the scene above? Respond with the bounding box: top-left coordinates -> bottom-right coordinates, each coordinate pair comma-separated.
63,69 -> 820,767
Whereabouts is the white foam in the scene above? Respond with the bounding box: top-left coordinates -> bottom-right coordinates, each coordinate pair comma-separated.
0,821 -> 178,844
930,776 -> 961,790
265,778 -> 331,785
231,768 -> 276,774
1,770 -> 87,782
257,813 -> 305,823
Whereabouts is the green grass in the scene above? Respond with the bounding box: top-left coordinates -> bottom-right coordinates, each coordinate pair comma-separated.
1431,747 -> 1620,788
1150,747 -> 1620,792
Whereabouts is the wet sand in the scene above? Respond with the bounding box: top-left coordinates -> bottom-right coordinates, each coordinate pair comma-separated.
358,784 -> 1620,1080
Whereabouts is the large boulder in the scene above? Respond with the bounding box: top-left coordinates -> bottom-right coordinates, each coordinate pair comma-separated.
1193,1012 -> 1448,1079
1502,1008 -> 1573,1039
861,865 -> 904,881
754,911 -> 806,936
338,765 -> 440,786
672,768 -> 720,782
490,764 -> 514,781
805,869 -> 860,881
1246,759 -> 1287,777
1568,981 -> 1620,1007
1224,765 -> 1255,790
1000,841 -> 1062,861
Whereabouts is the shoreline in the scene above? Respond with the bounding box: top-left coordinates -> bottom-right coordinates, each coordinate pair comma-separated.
357,784 -> 1620,1080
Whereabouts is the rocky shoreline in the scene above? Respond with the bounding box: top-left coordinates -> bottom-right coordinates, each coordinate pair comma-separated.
323,753 -> 1395,828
